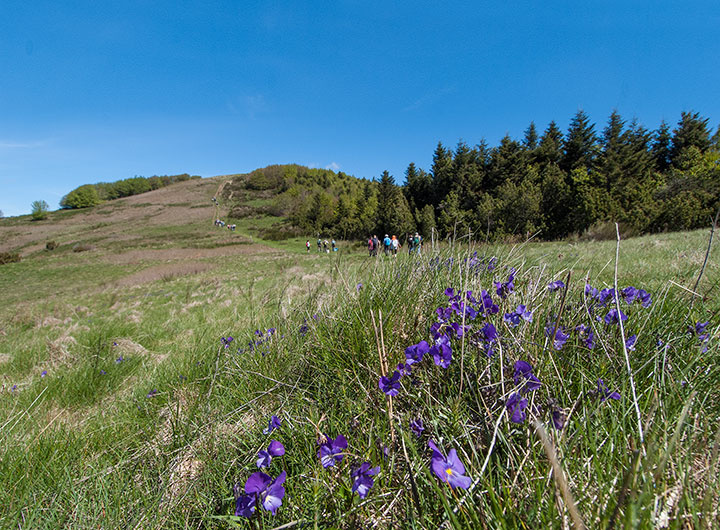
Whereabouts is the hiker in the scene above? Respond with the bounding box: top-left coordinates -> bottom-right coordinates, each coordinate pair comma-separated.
407,234 -> 414,254
323,240 -> 329,253
413,232 -> 422,255
372,235 -> 380,257
317,238 -> 322,252
391,235 -> 399,256
331,239 -> 337,252
383,234 -> 391,256
306,240 -> 311,252
368,236 -> 374,257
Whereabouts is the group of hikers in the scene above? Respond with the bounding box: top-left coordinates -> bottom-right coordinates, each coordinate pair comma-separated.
214,219 -> 236,231
367,233 -> 423,257
306,238 -> 337,253
304,233 -> 423,256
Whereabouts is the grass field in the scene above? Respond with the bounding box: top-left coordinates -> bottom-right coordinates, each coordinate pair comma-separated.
1,181 -> 719,529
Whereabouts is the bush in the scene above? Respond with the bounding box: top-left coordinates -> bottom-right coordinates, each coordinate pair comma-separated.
46,241 -> 58,251
31,200 -> 49,221
60,185 -> 100,209
0,251 -> 21,264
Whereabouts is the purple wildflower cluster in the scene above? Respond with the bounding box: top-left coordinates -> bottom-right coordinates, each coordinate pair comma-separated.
506,360 -> 542,423
316,432 -> 382,499
464,252 -> 497,275
689,321 -> 712,352
237,328 -> 277,355
234,416 -> 288,518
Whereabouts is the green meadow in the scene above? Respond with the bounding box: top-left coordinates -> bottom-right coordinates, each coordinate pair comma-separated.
1,178 -> 718,529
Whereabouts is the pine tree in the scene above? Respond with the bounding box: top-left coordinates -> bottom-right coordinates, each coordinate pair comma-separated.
535,121 -> 564,167
404,162 -> 432,210
670,111 -> 712,167
561,110 -> 599,174
430,142 -> 454,207
651,121 -> 672,172
523,122 -> 539,150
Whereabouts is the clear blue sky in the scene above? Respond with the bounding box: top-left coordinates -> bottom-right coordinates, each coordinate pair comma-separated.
1,0 -> 718,216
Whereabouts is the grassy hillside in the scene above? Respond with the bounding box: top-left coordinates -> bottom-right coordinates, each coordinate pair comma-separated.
1,176 -> 718,528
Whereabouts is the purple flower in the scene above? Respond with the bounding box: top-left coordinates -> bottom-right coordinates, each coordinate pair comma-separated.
318,434 -> 348,468
597,288 -> 616,307
11,384 -> 17,392
351,462 -> 380,499
494,268 -> 516,299
430,334 -> 452,368
637,290 -> 651,308
112,341 -> 118,347
409,418 -> 424,437
479,290 -> 499,315
597,379 -> 621,402
405,340 -> 429,366
503,304 -> 533,327
604,308 -> 628,325
221,336 -> 234,348
575,324 -> 595,349
620,286 -> 638,304
551,408 -> 566,430
585,283 -> 599,299
256,440 -> 285,468
625,334 -> 637,351
545,324 -> 569,350
244,470 -> 287,515
548,280 -> 566,292
506,393 -> 528,423
428,440 -> 472,489
379,371 -> 402,396
478,322 -> 498,357
41,370 -> 47,378
263,415 -> 282,435
233,488 -> 256,518
513,360 -> 541,393
356,283 -> 363,292
444,287 -> 456,299
115,356 -> 124,363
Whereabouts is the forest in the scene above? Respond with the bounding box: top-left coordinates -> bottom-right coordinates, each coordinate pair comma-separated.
228,110 -> 720,241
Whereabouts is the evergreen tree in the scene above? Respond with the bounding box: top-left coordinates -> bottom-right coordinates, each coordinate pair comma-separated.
487,134 -> 528,189
403,162 -> 432,210
539,164 -> 571,239
415,204 -> 436,240
523,121 -> 539,150
430,142 -> 454,207
670,111 -> 712,167
561,110 -> 599,174
651,120 -> 672,172
535,121 -> 564,167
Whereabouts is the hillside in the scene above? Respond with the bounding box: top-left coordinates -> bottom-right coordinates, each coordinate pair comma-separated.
1,171 -> 719,528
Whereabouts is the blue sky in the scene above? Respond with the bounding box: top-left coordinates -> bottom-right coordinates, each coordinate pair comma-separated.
1,0 -> 718,216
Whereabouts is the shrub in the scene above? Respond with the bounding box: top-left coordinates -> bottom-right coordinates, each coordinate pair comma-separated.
0,251 -> 21,264
46,241 -> 58,251
31,200 -> 49,221
60,185 -> 100,209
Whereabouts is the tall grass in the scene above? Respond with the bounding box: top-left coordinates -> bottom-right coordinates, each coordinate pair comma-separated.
1,235 -> 718,528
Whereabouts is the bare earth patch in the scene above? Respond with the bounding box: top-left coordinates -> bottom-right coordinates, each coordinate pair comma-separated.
114,262 -> 216,287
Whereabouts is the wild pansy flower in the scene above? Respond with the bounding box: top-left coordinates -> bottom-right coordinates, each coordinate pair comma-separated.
548,280 -> 566,292
625,334 -> 637,351
604,308 -> 628,325
503,304 -> 533,327
318,434 -> 347,468
263,415 -> 282,435
146,389 -> 158,398
256,440 -> 285,468
545,324 -> 569,350
410,418 -> 424,437
494,268 -> 516,299
478,322 -> 498,357
430,334 -> 452,368
596,379 -> 621,402
233,484 -> 256,518
585,283 -> 599,299
221,336 -> 234,348
575,324 -> 595,349
356,283 -> 363,292
41,370 -> 47,378
351,462 -> 380,499
620,286 -> 638,303
513,360 -> 541,393
243,470 -> 287,515
396,363 -> 412,377
551,408 -> 566,430
405,340 -> 429,366
597,288 -> 616,307
637,289 -> 651,308
479,290 -> 499,315
379,371 -> 402,396
115,356 -> 124,363
506,393 -> 528,423
428,440 -> 472,489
